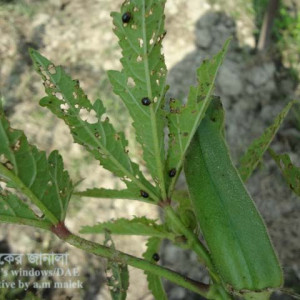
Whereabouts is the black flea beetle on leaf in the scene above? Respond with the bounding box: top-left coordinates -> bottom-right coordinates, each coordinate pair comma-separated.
141,97 -> 151,106
168,168 -> 176,177
152,253 -> 160,262
140,190 -> 149,198
122,12 -> 131,23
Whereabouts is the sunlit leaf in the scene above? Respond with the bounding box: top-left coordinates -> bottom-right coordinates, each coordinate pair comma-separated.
108,0 -> 168,196
29,49 -> 159,202
0,102 -> 73,224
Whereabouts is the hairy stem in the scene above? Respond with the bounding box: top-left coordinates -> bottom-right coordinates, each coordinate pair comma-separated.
60,232 -> 209,297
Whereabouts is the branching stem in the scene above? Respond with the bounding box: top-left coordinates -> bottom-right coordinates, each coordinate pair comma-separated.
59,232 -> 210,297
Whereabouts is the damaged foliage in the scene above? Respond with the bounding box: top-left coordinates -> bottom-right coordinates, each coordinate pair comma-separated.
0,0 -> 297,299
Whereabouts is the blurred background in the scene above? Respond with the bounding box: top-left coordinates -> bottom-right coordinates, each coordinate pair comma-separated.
0,0 -> 299,299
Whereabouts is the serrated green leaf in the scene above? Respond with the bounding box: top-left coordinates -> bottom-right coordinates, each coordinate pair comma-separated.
105,230 -> 129,300
48,150 -> 73,219
108,0 -> 168,197
166,39 -> 230,196
29,49 -> 159,202
143,237 -> 167,300
269,149 -> 300,197
75,187 -> 154,203
80,216 -> 171,238
0,102 -> 73,224
239,100 -> 295,182
0,188 -> 51,229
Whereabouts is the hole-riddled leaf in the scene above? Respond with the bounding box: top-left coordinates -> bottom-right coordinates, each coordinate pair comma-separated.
29,49 -> 159,202
104,230 -> 129,300
239,100 -> 295,182
108,0 -> 168,196
75,187 -> 154,204
0,102 -> 73,225
269,149 -> 300,197
166,39 -> 230,196
0,188 -> 51,229
81,216 -> 172,239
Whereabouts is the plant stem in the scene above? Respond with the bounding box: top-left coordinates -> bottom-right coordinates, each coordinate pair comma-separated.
62,232 -> 210,297
164,206 -> 211,266
164,206 -> 221,285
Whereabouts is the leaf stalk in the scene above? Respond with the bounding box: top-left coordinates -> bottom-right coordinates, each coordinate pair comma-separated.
60,231 -> 210,297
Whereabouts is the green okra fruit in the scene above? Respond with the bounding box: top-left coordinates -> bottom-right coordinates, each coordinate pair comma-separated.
184,98 -> 283,299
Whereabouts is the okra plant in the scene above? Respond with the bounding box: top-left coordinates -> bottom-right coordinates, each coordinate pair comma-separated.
0,0 -> 298,299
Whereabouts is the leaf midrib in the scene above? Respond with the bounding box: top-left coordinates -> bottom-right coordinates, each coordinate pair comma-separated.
141,0 -> 166,200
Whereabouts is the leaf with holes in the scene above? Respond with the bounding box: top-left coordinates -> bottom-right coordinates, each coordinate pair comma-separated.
29,49 -> 159,203
269,149 -> 300,197
104,230 -> 129,300
0,102 -> 73,225
108,0 -> 168,197
239,100 -> 295,182
143,237 -> 167,300
80,216 -> 172,239
166,39 -> 230,197
0,188 -> 52,229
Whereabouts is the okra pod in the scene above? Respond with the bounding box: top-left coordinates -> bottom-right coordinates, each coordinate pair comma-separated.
184,99 -> 283,298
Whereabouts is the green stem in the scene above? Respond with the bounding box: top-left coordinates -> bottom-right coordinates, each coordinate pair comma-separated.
164,206 -> 211,266
62,232 -> 209,297
164,206 -> 222,285
0,164 -> 58,224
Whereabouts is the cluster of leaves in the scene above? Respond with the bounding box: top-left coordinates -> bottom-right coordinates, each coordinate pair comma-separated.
0,100 -> 73,229
0,0 -> 299,299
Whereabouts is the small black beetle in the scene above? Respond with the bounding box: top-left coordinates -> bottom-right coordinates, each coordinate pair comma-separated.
140,190 -> 149,198
168,168 -> 176,177
122,12 -> 131,23
141,97 -> 151,106
152,253 -> 160,262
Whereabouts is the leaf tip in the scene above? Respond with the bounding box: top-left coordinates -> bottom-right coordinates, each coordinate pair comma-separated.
28,47 -> 38,60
